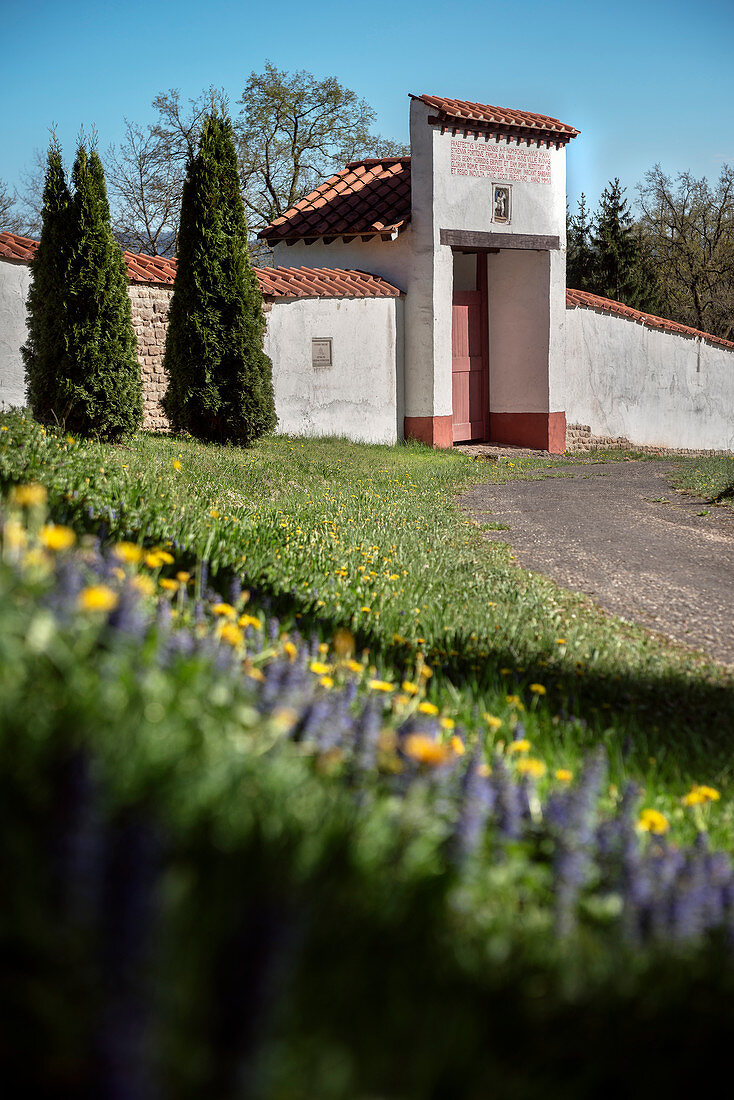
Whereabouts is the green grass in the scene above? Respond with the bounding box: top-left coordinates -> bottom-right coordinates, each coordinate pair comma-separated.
671,454 -> 734,505
2,411 -> 733,842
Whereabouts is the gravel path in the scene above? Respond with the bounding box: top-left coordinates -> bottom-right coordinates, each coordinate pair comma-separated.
461,460 -> 734,666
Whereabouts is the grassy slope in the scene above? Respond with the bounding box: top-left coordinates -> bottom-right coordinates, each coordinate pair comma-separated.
671,455 -> 734,507
2,413 -> 733,842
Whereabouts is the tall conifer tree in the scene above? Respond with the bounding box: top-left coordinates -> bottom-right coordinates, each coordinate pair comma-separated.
22,139 -> 73,421
162,111 -> 276,444
57,145 -> 142,439
592,179 -> 659,312
566,194 -> 596,292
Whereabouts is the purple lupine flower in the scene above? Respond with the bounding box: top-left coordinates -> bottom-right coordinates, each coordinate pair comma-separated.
450,746 -> 496,865
488,755 -> 523,841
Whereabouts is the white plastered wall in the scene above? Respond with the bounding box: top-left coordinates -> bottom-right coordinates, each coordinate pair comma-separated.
410,97 -> 569,425
0,259 -> 31,408
565,306 -> 734,451
264,295 -> 402,444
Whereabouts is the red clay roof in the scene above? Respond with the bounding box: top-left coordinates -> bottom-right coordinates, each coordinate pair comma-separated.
567,288 -> 734,352
258,157 -> 411,244
0,231 -> 401,299
0,231 -> 36,263
256,266 -> 401,298
413,94 -> 579,144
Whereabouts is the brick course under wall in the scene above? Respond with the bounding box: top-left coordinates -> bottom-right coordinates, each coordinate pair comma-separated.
566,423 -> 733,457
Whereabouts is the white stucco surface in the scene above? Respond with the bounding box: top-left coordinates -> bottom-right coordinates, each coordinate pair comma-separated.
264,295 -> 402,444
565,306 -> 734,450
487,250 -> 550,413
0,259 -> 30,408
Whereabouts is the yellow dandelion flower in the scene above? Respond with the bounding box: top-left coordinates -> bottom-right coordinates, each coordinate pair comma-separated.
209,509 -> 220,519
368,679 -> 395,693
11,482 -> 47,507
113,542 -> 144,565
131,574 -> 155,597
238,614 -> 262,630
419,665 -> 433,679
3,519 -> 27,551
154,549 -> 174,565
245,664 -> 265,683
401,680 -> 419,695
333,628 -> 355,658
515,758 -> 546,778
283,641 -> 297,660
506,694 -> 521,705
403,735 -> 451,767
309,661 -> 332,676
477,763 -> 492,777
451,735 -> 465,756
39,524 -> 76,552
159,578 -> 179,592
417,701 -> 439,716
176,571 -> 191,583
508,739 -> 531,754
172,459 -> 182,471
111,567 -> 125,582
440,717 -> 455,731
500,668 -> 512,676
219,622 -> 244,647
319,675 -> 334,689
638,809 -> 669,835
683,784 -> 721,807
483,713 -> 502,730
556,638 -> 566,645
529,683 -> 546,695
78,585 -> 119,613
556,769 -> 574,782
211,602 -> 236,618
361,606 -> 371,613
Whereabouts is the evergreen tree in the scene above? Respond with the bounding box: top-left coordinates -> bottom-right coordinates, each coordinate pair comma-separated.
162,111 -> 276,444
566,194 -> 596,292
22,139 -> 73,422
55,145 -> 142,440
592,179 -> 659,311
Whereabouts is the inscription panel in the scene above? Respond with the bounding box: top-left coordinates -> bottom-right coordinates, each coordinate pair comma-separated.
450,139 -> 551,185
312,338 -> 333,368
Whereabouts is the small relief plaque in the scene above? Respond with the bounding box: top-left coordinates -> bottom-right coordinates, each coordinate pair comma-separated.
493,185 -> 511,224
312,338 -> 332,368
450,138 -> 551,185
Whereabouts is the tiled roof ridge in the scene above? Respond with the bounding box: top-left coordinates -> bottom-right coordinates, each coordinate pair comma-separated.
413,93 -> 579,141
0,232 -> 401,299
258,157 -> 411,242
567,287 -> 734,353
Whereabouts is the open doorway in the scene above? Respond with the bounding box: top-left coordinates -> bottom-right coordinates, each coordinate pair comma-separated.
451,252 -> 488,443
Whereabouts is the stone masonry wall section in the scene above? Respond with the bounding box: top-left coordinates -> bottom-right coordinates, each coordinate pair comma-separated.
128,283 -> 172,431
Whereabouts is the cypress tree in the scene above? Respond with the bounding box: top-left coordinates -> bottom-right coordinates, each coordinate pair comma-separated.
162,111 -> 276,444
592,179 -> 660,312
22,139 -> 73,422
566,194 -> 596,292
54,145 -> 142,440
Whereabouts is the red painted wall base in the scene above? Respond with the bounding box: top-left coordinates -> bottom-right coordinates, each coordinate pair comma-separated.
404,415 -> 454,449
489,412 -> 566,453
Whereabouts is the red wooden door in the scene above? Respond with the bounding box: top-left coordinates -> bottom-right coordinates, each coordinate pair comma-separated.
451,270 -> 487,442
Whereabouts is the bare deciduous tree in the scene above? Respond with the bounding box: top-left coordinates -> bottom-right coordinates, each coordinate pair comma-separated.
637,164 -> 734,340
106,87 -> 227,255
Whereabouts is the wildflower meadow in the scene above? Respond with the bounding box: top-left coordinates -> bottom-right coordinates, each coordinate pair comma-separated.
2,409 -> 734,1096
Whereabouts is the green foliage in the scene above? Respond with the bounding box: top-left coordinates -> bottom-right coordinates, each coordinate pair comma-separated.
163,112 -> 276,445
22,139 -> 73,422
593,179 -> 660,311
566,181 -> 660,313
2,411 -> 734,827
22,141 -> 142,440
566,193 -> 595,291
672,455 -> 734,506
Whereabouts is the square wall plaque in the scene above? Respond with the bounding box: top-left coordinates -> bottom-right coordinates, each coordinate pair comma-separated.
312,338 -> 333,368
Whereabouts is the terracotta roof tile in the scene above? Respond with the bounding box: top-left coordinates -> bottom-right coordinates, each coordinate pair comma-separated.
256,266 -> 402,298
0,232 -> 400,299
413,94 -> 579,143
258,157 -> 411,243
0,231 -> 37,263
567,288 -> 734,353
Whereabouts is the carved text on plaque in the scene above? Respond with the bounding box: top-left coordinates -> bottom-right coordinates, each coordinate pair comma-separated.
450,139 -> 551,185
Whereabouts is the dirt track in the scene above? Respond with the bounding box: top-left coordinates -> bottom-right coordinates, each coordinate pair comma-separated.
461,460 -> 734,666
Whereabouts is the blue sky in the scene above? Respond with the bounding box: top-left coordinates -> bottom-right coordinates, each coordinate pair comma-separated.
3,0 -> 733,217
